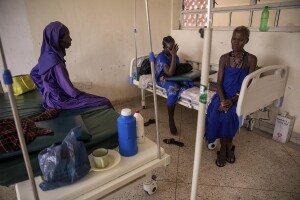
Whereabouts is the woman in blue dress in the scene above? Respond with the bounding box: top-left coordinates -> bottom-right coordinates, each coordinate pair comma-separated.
206,26 -> 257,167
155,36 -> 191,135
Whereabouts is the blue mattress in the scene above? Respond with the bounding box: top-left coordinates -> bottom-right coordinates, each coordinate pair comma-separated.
0,90 -> 119,186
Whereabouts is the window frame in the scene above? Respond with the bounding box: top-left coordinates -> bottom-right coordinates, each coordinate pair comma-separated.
180,0 -> 300,32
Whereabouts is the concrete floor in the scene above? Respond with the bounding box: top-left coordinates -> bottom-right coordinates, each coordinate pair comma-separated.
1,96 -> 300,200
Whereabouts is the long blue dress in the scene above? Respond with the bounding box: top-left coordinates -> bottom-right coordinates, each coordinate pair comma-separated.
155,52 -> 191,106
205,64 -> 249,143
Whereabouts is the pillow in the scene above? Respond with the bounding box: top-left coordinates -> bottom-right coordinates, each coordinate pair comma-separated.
209,72 -> 218,83
12,74 -> 36,96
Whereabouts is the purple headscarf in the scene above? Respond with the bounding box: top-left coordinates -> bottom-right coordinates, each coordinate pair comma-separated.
36,21 -> 69,75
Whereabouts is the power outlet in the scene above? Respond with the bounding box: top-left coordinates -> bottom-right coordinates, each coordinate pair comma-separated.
73,82 -> 92,90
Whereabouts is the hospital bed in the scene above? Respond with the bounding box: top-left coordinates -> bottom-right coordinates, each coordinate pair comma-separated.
129,55 -> 219,110
129,55 -> 288,145
0,90 -> 119,186
0,89 -> 171,199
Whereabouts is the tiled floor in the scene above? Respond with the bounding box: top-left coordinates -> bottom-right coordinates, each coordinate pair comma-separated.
1,96 -> 300,200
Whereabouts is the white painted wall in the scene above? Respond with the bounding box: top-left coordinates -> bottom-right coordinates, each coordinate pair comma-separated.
1,0 -> 299,136
0,0 -> 36,83
0,0 -> 172,103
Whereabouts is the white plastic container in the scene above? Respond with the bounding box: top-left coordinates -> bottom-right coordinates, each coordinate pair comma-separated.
134,110 -> 145,144
273,114 -> 295,143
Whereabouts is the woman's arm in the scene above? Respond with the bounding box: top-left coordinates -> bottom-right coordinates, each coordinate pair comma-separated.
53,63 -> 82,98
30,65 -> 44,93
217,54 -> 233,112
163,44 -> 178,76
229,54 -> 257,104
217,55 -> 226,102
248,53 -> 257,74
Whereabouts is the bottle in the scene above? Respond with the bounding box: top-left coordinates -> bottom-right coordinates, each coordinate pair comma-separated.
134,110 -> 145,144
117,108 -> 138,156
259,6 -> 269,32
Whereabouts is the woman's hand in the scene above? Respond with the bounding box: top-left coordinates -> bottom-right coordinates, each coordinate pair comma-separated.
219,99 -> 233,113
168,43 -> 179,56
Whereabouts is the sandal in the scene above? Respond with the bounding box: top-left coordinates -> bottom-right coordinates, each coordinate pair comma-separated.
163,138 -> 184,147
216,151 -> 226,167
144,118 -> 156,127
226,145 -> 236,164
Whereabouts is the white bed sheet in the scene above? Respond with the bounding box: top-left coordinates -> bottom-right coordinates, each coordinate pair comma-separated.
137,74 -> 216,110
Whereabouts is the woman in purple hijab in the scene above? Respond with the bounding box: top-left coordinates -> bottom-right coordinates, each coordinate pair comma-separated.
30,21 -> 113,109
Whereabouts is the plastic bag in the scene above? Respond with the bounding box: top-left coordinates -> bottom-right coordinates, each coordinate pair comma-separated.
38,127 -> 91,191
12,74 -> 36,96
138,58 -> 151,76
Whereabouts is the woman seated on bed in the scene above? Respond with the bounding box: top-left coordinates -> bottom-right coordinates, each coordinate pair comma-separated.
205,26 -> 257,167
155,36 -> 192,135
30,21 -> 113,110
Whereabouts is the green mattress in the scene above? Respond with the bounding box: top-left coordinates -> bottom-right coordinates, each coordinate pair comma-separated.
164,69 -> 217,81
0,90 -> 119,186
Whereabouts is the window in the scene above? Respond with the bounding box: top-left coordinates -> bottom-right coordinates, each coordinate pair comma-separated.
180,0 -> 300,32
181,0 -> 208,27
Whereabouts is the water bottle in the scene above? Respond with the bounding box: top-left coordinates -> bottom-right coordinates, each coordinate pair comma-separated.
259,6 -> 269,32
117,108 -> 138,156
134,110 -> 145,144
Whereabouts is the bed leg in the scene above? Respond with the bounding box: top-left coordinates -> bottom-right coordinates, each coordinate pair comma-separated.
141,89 -> 146,109
248,118 -> 255,131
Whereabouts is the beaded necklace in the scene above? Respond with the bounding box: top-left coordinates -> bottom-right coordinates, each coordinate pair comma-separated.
231,51 -> 245,67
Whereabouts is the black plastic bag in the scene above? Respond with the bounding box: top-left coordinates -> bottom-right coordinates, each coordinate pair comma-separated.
38,127 -> 91,191
175,63 -> 193,75
138,58 -> 151,76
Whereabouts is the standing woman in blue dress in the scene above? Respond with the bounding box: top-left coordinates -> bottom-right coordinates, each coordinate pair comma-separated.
206,26 -> 257,167
155,36 -> 191,135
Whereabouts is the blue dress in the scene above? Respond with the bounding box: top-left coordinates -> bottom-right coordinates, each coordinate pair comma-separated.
205,66 -> 249,143
155,52 -> 191,106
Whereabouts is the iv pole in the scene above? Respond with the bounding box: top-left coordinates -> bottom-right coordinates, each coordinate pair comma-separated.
144,0 -> 161,159
0,36 -> 39,200
190,0 -> 213,199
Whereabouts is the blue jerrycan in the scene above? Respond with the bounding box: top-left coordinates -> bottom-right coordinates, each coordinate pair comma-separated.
117,108 -> 138,156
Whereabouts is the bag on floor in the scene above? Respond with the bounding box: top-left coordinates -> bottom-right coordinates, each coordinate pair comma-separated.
38,127 -> 91,191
